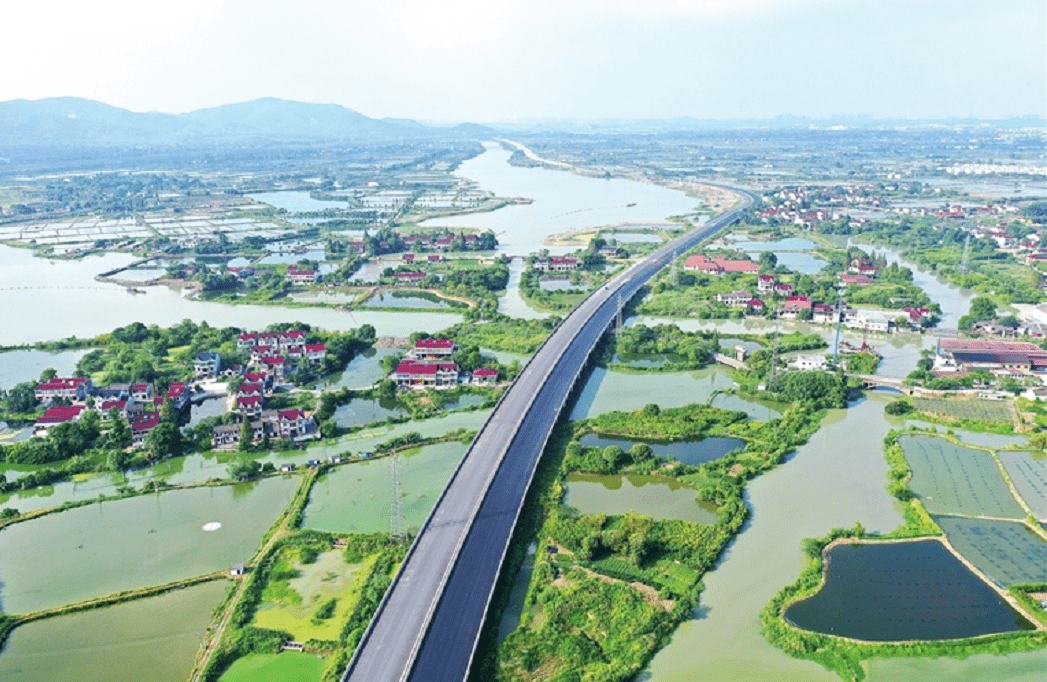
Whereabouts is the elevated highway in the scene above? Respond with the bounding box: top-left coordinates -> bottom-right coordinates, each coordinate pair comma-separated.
342,186 -> 756,682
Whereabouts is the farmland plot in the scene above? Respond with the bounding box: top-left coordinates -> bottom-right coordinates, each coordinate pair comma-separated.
899,435 -> 1025,519
912,398 -> 1015,424
998,451 -> 1047,520
935,516 -> 1047,587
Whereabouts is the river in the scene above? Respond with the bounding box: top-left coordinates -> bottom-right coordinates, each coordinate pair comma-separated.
422,142 -> 700,257
0,245 -> 461,346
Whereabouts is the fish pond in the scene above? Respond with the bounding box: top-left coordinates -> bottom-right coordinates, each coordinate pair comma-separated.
933,516 -> 1047,587
0,579 -> 227,682
997,450 -> 1047,518
562,474 -> 718,524
784,539 -> 1034,641
218,651 -> 325,682
363,291 -> 461,310
899,434 -> 1026,519
333,396 -> 409,428
325,347 -> 400,390
570,366 -> 776,421
0,477 -> 299,614
301,440 -> 467,535
577,433 -> 745,466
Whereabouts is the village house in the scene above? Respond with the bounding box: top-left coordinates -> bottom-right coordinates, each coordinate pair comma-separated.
683,254 -> 760,275
258,355 -> 289,380
716,290 -> 754,307
471,368 -> 499,386
236,383 -> 264,399
98,399 -> 131,420
812,303 -> 838,324
277,409 -> 319,441
237,395 -> 264,418
194,351 -> 221,378
33,405 -> 86,436
286,265 -> 319,285
780,296 -> 813,318
96,383 -> 131,401
843,308 -> 894,333
394,271 -> 426,285
791,354 -> 829,371
166,382 -> 190,409
533,256 -> 579,272
839,273 -> 874,286
35,377 -> 93,403
411,338 -> 456,360
395,360 -> 460,388
757,275 -> 776,293
131,383 -> 153,401
130,413 -> 161,447
305,343 -> 327,364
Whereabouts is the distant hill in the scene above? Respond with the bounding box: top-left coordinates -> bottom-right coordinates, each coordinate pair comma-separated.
0,97 -> 499,147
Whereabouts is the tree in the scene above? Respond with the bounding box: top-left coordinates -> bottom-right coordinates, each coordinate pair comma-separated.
960,296 -> 998,329
107,409 -> 131,448
238,418 -> 252,452
759,251 -> 778,270
227,458 -> 262,480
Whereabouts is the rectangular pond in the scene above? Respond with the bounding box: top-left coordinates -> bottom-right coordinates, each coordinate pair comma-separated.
934,516 -> 1047,587
0,477 -> 299,614
562,474 -> 718,524
0,579 -> 227,682
301,440 -> 467,535
998,451 -> 1047,518
899,434 -> 1026,519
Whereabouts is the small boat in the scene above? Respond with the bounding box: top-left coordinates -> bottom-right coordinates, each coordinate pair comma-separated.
126,287 -> 145,294
626,203 -> 636,207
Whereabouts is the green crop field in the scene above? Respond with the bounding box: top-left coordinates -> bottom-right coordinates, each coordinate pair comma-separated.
913,398 -> 1015,424
935,516 -> 1047,587
218,651 -> 324,682
900,435 -> 1025,519
998,451 -> 1047,519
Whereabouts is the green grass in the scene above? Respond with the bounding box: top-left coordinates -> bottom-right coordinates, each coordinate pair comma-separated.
218,651 -> 324,682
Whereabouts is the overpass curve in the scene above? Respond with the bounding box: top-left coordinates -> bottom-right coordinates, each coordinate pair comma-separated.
343,185 -> 756,682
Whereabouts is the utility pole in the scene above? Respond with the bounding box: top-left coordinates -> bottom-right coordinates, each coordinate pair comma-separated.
389,453 -> 406,545
769,312 -> 781,386
833,287 -> 845,364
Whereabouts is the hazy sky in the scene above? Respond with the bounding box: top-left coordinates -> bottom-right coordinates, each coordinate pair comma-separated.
3,0 -> 1044,122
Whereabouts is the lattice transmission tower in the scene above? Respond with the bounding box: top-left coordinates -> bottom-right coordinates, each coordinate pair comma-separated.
389,453 -> 407,544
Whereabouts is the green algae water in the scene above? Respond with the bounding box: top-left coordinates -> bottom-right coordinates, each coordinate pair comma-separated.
0,579 -> 227,682
301,440 -> 467,534
0,477 -> 298,614
563,473 -> 719,524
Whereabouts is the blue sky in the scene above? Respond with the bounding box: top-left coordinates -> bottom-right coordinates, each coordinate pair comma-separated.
2,0 -> 1043,122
